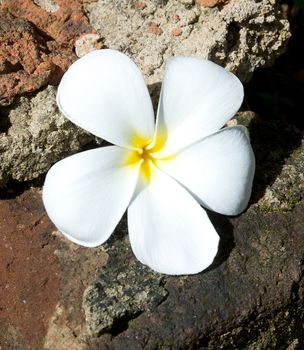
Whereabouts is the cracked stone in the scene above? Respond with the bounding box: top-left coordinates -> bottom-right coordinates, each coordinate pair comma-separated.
85,0 -> 290,84
78,115 -> 304,349
0,0 -> 96,106
0,85 -> 96,186
83,235 -> 168,336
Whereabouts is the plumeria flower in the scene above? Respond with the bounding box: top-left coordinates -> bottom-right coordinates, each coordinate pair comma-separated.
43,49 -> 255,275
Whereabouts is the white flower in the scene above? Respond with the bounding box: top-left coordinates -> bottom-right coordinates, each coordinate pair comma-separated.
43,49 -> 255,275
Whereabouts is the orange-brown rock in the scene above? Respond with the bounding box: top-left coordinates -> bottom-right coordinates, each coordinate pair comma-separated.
171,27 -> 183,36
0,189 -> 60,348
196,0 -> 227,7
0,15 -> 54,105
1,0 -> 93,46
0,0 -> 98,106
0,188 -> 108,349
148,22 -> 163,35
135,1 -> 146,10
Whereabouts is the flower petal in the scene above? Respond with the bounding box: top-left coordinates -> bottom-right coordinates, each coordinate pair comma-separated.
153,57 -> 243,155
43,146 -> 140,247
157,126 -> 255,216
128,166 -> 219,275
57,49 -> 155,149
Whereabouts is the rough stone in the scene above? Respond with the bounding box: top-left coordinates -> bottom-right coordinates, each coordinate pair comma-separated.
1,113 -> 304,349
0,85 -> 96,187
196,0 -> 227,7
33,0 -> 59,13
83,235 -> 168,336
1,0 -> 94,46
0,1 -> 301,348
75,33 -> 103,57
178,0 -> 194,5
0,0 -> 291,185
0,188 -> 108,350
88,189 -> 304,349
85,0 -> 290,84
0,0 -> 96,105
0,14 -> 57,106
84,115 -> 304,349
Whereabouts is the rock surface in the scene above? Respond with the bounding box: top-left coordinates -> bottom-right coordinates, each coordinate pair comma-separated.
83,238 -> 167,336
0,86 -> 95,187
74,114 -> 304,350
0,0 -> 97,106
85,0 -> 290,84
0,15 -> 55,106
195,0 -> 227,7
0,189 -> 109,350
0,0 -> 290,186
1,113 -> 304,349
1,1 -> 303,349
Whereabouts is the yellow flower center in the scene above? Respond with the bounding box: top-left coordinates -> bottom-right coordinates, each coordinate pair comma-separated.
125,132 -> 168,183
138,146 -> 157,182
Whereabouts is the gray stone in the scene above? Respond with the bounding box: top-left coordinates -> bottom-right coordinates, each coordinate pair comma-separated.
83,231 -> 168,336
75,33 -> 103,58
33,0 -> 59,13
83,115 -> 304,350
0,86 -> 96,186
85,0 -> 290,84
0,0 -> 290,187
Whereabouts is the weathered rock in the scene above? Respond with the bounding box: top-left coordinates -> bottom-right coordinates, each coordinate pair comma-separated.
85,0 -> 290,83
0,0 -> 290,185
1,113 -> 304,350
0,188 -> 109,350
75,112 -> 304,350
0,14 -> 56,106
83,235 -> 168,336
1,0 -> 94,46
0,1 -> 302,349
0,189 -> 60,349
196,0 -> 227,7
33,0 -> 59,13
75,33 -> 103,58
0,0 -> 97,105
0,86 -> 96,186
82,116 -> 304,349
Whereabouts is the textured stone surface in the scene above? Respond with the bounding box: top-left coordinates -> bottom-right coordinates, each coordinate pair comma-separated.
83,235 -> 168,336
196,0 -> 227,7
0,0 -> 290,186
85,0 -> 290,84
0,14 -> 57,106
0,86 -> 95,187
0,0 -> 96,106
75,33 -> 103,58
0,1 -> 302,349
99,204 -> 304,350
83,115 -> 304,350
0,189 -> 60,349
0,189 -> 108,350
1,115 -> 304,349
30,112 -> 300,349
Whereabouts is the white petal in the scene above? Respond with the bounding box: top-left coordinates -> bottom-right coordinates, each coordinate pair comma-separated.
57,49 -> 155,149
43,146 -> 140,247
157,126 -> 255,216
128,166 -> 219,275
153,57 -> 243,155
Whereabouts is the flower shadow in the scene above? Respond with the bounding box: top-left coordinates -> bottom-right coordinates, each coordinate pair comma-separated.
204,210 -> 235,272
0,175 -> 45,200
245,113 -> 302,206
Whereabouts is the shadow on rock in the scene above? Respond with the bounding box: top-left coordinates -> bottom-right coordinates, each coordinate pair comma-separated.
247,116 -> 302,205
0,175 -> 45,200
205,210 -> 235,272
148,82 -> 162,115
